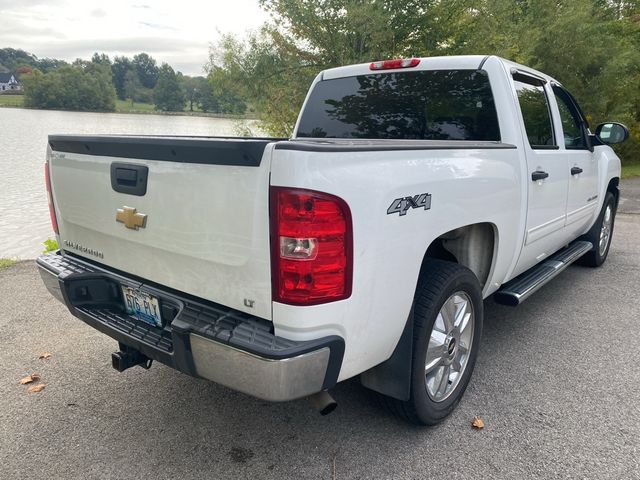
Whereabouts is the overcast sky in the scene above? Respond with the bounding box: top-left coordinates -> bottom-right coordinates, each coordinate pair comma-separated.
0,0 -> 268,76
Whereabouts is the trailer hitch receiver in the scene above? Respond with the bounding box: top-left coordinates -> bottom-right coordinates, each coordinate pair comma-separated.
111,343 -> 153,372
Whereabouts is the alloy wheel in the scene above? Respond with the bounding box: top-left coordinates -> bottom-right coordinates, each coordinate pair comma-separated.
424,291 -> 475,402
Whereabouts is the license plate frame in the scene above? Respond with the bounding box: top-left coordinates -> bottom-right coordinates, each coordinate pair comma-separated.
121,286 -> 162,328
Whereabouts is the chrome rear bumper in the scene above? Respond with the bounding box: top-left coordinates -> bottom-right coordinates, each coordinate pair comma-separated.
190,335 -> 331,401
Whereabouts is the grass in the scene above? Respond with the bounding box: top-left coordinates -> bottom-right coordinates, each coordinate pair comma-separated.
0,94 -> 24,107
0,95 -> 250,119
43,238 -> 59,253
621,163 -> 640,179
0,258 -> 17,270
0,96 -> 156,113
115,99 -> 157,113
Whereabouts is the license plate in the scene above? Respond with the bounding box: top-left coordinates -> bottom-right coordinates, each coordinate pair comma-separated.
121,286 -> 162,328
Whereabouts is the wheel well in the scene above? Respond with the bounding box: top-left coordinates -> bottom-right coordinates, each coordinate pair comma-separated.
421,223 -> 496,289
361,227 -> 496,402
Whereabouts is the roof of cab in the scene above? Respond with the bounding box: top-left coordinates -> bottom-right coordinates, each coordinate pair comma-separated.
320,55 -> 560,85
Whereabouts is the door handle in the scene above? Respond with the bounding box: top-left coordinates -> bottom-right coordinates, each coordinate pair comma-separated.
571,166 -> 583,175
531,170 -> 549,182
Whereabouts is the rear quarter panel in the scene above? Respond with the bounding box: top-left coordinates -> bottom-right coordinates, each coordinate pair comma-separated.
270,145 -> 522,381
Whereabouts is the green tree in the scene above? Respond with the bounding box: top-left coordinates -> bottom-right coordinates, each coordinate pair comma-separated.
198,89 -> 218,112
208,67 -> 246,114
154,63 -> 185,111
194,76 -> 219,112
448,0 -> 640,162
181,75 -> 220,112
181,75 -> 202,111
112,56 -> 134,100
0,48 -> 67,73
0,48 -> 38,72
36,58 -> 68,73
208,0 -> 640,155
91,52 -> 111,66
208,0 -> 470,135
123,70 -> 142,107
133,53 -> 160,89
22,63 -> 116,112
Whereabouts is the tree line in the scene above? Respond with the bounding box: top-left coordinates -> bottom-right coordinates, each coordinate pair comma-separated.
209,0 -> 640,163
0,48 -> 246,114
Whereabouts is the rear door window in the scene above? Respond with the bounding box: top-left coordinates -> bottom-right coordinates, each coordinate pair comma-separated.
296,70 -> 500,141
513,74 -> 556,149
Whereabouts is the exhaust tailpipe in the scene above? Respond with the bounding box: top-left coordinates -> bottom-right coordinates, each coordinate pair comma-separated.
308,391 -> 337,416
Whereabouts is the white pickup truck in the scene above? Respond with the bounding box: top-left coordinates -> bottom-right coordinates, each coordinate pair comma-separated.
38,55 -> 629,425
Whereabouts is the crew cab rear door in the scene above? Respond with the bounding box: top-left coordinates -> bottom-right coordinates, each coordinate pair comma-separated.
511,72 -> 570,272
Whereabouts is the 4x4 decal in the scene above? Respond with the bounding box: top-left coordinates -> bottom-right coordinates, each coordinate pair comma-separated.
387,193 -> 432,216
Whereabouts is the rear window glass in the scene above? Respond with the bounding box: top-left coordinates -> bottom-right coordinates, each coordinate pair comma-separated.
296,70 -> 500,141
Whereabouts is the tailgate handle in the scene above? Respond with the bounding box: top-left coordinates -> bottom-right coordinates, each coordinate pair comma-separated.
110,163 -> 148,196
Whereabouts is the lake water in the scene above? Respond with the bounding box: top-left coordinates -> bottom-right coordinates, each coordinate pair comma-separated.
0,107 -> 253,259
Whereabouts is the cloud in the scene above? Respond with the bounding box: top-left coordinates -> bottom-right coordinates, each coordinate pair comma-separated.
32,36 -> 205,56
0,0 -> 49,7
139,21 -> 177,31
0,22 -> 67,41
0,0 -> 268,75
12,37 -> 209,74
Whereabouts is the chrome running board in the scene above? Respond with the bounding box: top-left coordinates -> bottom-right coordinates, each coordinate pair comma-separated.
494,240 -> 593,306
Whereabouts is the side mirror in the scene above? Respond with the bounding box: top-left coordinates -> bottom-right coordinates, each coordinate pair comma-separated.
594,122 -> 629,145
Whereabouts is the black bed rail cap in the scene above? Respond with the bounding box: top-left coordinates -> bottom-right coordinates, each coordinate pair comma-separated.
48,134 -> 288,166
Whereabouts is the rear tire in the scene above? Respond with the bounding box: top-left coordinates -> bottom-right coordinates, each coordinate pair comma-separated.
579,192 -> 616,267
381,259 -> 483,426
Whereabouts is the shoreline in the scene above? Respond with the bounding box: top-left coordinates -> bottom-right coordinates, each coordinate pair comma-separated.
0,103 -> 258,121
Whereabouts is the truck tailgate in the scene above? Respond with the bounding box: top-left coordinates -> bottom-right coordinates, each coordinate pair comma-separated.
47,135 -> 279,320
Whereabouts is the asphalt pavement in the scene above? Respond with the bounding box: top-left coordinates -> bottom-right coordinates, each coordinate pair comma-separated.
1,182 -> 639,480
619,176 -> 640,215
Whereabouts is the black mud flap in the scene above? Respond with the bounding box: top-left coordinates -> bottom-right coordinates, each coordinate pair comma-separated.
360,308 -> 414,401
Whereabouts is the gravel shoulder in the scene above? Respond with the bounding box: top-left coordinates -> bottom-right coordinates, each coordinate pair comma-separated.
1,187 -> 639,480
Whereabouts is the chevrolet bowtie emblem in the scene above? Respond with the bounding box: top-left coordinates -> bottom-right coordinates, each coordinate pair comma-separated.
116,206 -> 147,230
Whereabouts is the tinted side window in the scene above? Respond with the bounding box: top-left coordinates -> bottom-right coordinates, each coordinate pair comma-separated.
514,77 -> 555,148
296,70 -> 500,141
553,86 -> 587,149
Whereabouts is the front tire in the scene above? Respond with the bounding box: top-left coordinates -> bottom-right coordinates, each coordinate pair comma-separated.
579,191 -> 616,267
382,259 -> 483,425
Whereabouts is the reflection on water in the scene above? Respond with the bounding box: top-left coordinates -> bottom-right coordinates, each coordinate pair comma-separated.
0,107 -> 251,259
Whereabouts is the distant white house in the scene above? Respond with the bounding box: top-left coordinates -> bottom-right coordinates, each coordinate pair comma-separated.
0,73 -> 21,92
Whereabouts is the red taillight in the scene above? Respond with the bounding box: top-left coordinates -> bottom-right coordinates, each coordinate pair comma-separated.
44,162 -> 59,234
369,58 -> 420,70
271,187 -> 352,306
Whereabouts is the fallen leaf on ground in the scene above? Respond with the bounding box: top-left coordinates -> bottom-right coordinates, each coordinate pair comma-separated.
28,384 -> 46,393
19,373 -> 41,385
39,352 -> 52,359
471,416 -> 485,429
